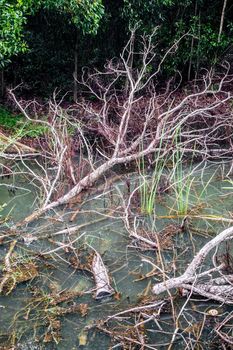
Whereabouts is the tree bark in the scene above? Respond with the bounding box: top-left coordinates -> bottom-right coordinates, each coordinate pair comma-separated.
218,0 -> 228,43
152,226 -> 233,298
73,31 -> 78,103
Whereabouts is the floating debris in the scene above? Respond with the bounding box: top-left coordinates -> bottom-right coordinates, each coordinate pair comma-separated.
0,241 -> 38,295
92,251 -> 115,300
207,309 -> 219,316
78,331 -> 88,346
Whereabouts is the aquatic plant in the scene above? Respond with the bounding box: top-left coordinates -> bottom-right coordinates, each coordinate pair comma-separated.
138,127 -> 169,215
170,152 -> 195,215
167,127 -> 196,216
169,157 -> 223,218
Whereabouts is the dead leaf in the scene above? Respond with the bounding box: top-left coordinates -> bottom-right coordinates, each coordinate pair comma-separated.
79,332 -> 88,346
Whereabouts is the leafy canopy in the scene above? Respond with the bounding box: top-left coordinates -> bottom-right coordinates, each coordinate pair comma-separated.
44,0 -> 104,34
0,0 -> 37,67
0,0 -> 104,67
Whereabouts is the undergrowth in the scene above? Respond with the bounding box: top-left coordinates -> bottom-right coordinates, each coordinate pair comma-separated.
0,106 -> 22,128
0,106 -> 47,137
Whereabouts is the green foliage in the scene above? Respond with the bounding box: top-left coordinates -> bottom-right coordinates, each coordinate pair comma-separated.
43,0 -> 104,34
3,0 -> 233,95
0,106 -> 22,128
122,0 -> 233,77
123,0 -> 175,30
0,0 -> 40,68
0,106 -> 47,137
16,122 -> 48,137
0,0 -> 104,68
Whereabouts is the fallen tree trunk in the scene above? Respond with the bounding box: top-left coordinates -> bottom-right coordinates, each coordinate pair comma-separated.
92,251 -> 115,300
152,226 -> 233,300
8,32 -> 233,231
11,147 -> 162,228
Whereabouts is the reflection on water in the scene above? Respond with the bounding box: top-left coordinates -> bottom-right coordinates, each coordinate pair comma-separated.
0,161 -> 233,349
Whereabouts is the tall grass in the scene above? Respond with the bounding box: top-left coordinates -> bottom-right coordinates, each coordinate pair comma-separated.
171,158 -> 193,214
138,128 -> 168,215
137,126 -> 216,217
169,132 -> 218,216
168,128 -> 195,215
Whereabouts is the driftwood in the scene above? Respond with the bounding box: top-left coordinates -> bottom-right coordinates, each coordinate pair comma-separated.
92,251 -> 115,300
152,226 -> 233,303
183,283 -> 233,298
130,224 -> 181,251
130,231 -> 159,250
181,275 -> 233,302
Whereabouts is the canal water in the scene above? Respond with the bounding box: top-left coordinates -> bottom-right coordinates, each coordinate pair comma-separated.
0,161 -> 232,349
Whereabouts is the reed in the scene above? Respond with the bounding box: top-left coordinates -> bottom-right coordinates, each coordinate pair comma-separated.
138,129 -> 168,215
168,128 -> 195,216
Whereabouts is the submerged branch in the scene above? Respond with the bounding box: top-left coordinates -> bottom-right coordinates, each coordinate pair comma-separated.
152,226 -> 233,301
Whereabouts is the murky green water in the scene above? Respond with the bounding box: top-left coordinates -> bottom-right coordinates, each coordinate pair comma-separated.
0,161 -> 233,349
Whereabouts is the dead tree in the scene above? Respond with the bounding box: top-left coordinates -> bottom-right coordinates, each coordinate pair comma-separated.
152,225 -> 233,304
8,30 -> 233,229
